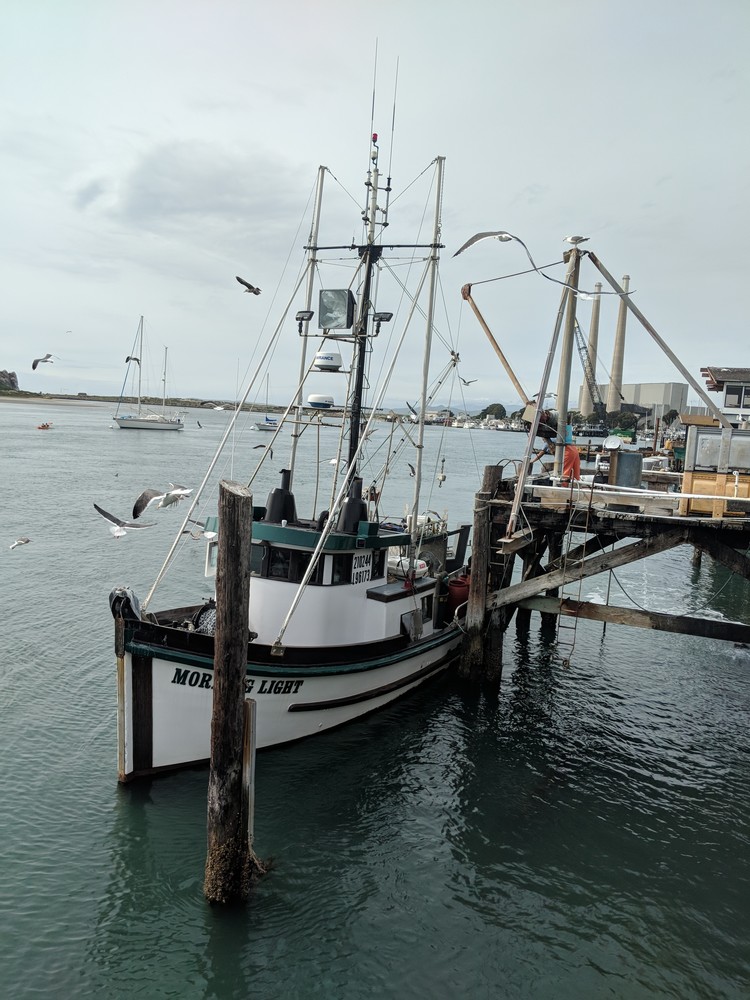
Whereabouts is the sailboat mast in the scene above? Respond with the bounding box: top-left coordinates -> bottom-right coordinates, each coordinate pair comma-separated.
347,135 -> 383,470
137,316 -> 143,417
162,347 -> 168,414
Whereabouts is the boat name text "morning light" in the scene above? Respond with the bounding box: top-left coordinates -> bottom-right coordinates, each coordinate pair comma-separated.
171,668 -> 304,695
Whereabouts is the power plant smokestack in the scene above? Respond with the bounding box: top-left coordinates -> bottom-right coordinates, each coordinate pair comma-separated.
606,274 -> 630,413
579,282 -> 602,417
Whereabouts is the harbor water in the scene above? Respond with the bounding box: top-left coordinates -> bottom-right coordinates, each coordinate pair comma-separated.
2,399 -> 749,998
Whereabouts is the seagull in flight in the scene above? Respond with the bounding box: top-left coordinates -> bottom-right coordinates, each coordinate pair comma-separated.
132,484 -> 193,520
564,235 -> 589,245
253,443 -> 273,459
125,354 -> 140,366
236,276 -> 261,295
32,354 -> 54,370
453,231 -> 515,257
460,377 -> 478,386
408,463 -> 416,478
94,503 -> 154,538
10,537 -> 31,550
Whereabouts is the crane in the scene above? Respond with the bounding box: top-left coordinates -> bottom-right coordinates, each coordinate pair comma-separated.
573,320 -> 607,421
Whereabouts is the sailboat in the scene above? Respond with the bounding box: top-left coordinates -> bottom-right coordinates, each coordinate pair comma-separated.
113,316 -> 184,431
253,373 -> 278,432
109,135 -> 472,782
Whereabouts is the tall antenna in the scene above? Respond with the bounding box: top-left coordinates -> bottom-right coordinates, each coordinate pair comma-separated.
387,57 -> 399,180
369,39 -> 378,148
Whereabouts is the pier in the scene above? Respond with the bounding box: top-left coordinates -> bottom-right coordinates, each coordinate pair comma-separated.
462,467 -> 750,679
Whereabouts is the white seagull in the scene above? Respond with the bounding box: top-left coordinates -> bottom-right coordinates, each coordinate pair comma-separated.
94,503 -> 155,538
564,235 -> 589,245
235,275 -> 261,295
10,537 -> 31,550
453,231 -> 515,257
32,354 -> 54,370
132,484 -> 193,520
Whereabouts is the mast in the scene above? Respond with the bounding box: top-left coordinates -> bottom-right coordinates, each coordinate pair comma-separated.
288,165 -> 326,488
137,316 -> 143,417
162,346 -> 168,415
409,156 -> 445,558
347,134 -> 383,470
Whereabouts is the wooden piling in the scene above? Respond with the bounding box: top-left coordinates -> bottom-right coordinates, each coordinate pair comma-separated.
462,465 -> 504,680
204,481 -> 265,904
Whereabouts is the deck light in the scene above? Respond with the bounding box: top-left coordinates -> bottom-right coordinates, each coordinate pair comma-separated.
295,310 -> 314,334
372,311 -> 393,335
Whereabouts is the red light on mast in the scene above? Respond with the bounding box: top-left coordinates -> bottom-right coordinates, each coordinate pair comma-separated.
372,133 -> 378,143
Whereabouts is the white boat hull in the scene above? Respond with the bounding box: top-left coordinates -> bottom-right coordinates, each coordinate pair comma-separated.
114,415 -> 184,430
117,628 -> 462,780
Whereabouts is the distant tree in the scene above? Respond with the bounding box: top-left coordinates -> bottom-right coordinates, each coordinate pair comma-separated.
478,402 -> 507,420
615,411 -> 638,430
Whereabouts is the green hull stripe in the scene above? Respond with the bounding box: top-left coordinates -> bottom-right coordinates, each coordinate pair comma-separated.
127,627 -> 460,677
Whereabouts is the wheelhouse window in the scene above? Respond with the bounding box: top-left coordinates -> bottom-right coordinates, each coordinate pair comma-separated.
251,543 -> 321,584
331,553 -> 352,585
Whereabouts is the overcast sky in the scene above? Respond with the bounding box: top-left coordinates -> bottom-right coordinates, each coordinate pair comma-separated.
2,0 -> 747,414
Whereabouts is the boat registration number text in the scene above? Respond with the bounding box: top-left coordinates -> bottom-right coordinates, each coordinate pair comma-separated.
351,552 -> 372,585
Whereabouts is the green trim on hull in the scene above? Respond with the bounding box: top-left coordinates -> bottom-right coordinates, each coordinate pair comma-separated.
127,626 -> 461,678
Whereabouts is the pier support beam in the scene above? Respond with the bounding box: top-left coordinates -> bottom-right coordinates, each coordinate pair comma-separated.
204,481 -> 265,904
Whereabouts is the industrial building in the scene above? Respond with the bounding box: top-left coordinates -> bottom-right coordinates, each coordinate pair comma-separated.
577,381 -> 688,416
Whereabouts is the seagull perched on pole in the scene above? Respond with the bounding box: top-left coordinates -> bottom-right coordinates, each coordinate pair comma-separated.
94,503 -> 155,538
564,235 -> 589,245
235,276 -> 261,295
32,354 -> 54,370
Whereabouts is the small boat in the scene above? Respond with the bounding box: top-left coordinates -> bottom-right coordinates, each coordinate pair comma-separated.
37,422 -> 53,430
109,135 -> 473,782
253,374 -> 278,431
113,317 -> 184,431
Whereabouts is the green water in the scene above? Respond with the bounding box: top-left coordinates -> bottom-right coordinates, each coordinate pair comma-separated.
2,400 -> 748,998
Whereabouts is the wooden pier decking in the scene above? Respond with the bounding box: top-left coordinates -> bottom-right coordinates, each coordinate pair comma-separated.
461,466 -> 750,680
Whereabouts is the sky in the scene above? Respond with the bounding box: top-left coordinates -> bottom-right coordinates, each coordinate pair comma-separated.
2,0 -> 748,415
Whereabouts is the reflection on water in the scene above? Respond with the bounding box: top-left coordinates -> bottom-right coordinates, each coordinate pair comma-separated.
2,401 -> 749,998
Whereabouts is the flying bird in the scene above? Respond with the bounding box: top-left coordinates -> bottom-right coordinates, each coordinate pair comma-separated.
132,484 -> 193,520
10,537 -> 31,550
125,355 -> 140,366
32,354 -> 54,370
408,463 -> 416,478
253,444 -> 273,459
453,231 -> 515,257
197,420 -> 202,428
564,235 -> 589,245
94,503 -> 154,538
236,276 -> 261,295
460,377 -> 478,386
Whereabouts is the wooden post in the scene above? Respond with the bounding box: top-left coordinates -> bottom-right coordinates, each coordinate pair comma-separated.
204,481 -> 264,904
462,465 -> 504,680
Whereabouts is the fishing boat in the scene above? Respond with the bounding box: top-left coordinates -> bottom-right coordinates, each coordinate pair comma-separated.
113,316 -> 184,431
109,135 -> 473,782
